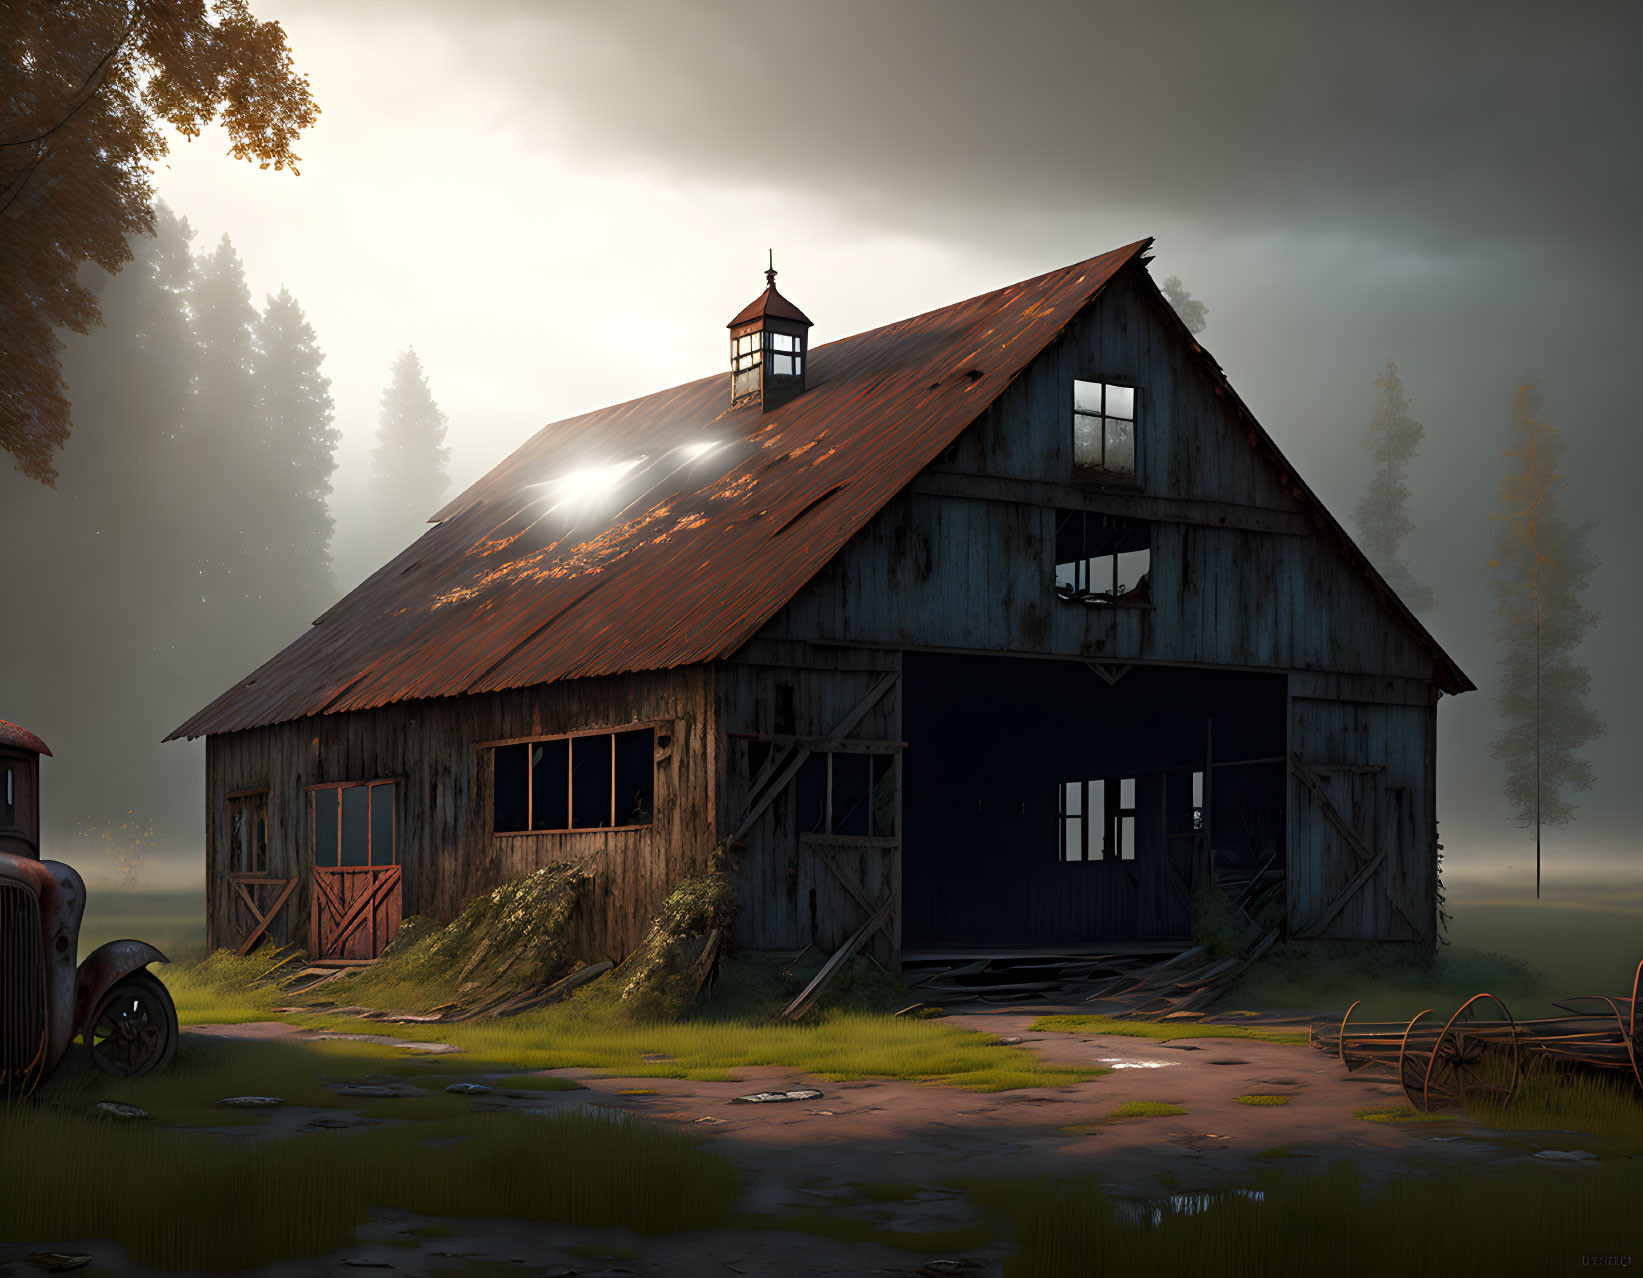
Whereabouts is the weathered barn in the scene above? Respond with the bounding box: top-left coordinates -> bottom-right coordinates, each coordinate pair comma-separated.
170,239 -> 1471,970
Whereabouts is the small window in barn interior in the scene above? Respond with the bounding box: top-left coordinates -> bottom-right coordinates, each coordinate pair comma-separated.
1058,778 -> 1106,861
795,749 -> 899,839
1054,510 -> 1151,605
227,791 -> 269,873
1116,776 -> 1137,861
310,780 -> 398,867
492,727 -> 657,834
1192,770 -> 1205,832
1072,381 -> 1137,484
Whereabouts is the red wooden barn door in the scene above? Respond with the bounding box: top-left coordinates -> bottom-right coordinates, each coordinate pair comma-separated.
310,780 -> 402,962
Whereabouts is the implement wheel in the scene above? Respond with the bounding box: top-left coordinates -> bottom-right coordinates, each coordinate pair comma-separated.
1421,993 -> 1520,1114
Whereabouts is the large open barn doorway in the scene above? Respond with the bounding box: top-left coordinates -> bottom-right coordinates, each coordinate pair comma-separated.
900,654 -> 1285,949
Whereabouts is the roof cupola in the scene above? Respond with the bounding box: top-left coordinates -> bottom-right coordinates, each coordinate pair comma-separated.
728,251 -> 812,411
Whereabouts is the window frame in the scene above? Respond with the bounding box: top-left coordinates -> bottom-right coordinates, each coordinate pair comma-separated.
305,777 -> 401,869
224,786 -> 270,875
486,721 -> 665,836
1072,379 -> 1140,486
792,747 -> 901,845
1057,775 -> 1137,863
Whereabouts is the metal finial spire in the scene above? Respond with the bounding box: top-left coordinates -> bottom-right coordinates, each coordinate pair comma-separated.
765,248 -> 777,289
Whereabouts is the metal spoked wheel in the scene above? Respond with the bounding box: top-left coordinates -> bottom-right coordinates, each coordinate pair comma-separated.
86,971 -> 178,1078
1422,992 -> 1520,1114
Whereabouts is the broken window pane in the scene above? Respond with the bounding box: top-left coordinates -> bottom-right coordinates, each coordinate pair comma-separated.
532,738 -> 570,830
571,733 -> 613,829
1073,379 -> 1103,414
340,785 -> 369,867
613,728 -> 655,826
871,754 -> 897,837
494,743 -> 529,833
831,752 -> 871,837
1116,549 -> 1150,596
1105,384 -> 1136,419
313,789 -> 339,867
370,783 -> 396,866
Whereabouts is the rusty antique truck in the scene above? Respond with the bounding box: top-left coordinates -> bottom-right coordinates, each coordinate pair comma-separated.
1,719 -> 177,1096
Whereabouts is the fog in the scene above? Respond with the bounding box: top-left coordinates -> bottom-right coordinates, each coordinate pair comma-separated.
3,0 -> 1638,901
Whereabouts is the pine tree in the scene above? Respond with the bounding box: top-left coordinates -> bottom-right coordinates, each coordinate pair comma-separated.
369,349 -> 451,557
1161,276 -> 1208,335
1487,379 -> 1604,899
1353,359 -> 1435,614
256,286 -> 340,618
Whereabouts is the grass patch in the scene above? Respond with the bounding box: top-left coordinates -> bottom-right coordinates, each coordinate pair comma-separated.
1059,1122 -> 1104,1135
1031,1014 -> 1308,1045
1234,1094 -> 1290,1106
1109,1101 -> 1186,1118
1463,1056 -> 1643,1153
961,1160 -> 1643,1277
164,949 -> 295,1025
1354,1103 -> 1450,1125
2,1088 -> 739,1270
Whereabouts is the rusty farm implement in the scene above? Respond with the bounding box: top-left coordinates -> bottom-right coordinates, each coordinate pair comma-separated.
1308,959 -> 1642,1114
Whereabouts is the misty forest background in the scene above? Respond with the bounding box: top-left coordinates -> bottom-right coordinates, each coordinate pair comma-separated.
0,211 -> 1611,925
1,204 -> 451,882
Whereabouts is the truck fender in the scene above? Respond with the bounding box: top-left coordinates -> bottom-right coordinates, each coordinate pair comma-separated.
73,940 -> 170,1037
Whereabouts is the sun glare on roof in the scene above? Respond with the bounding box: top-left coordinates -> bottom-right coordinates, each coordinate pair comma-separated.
525,458 -> 646,514
679,441 -> 718,458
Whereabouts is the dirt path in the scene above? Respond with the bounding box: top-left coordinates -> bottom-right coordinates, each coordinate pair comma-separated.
1,1010 -> 1597,1278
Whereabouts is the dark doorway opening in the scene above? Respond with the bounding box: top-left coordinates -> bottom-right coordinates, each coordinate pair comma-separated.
901,653 -> 1285,948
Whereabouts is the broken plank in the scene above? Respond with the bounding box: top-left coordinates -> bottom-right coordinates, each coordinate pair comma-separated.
781,895 -> 897,1022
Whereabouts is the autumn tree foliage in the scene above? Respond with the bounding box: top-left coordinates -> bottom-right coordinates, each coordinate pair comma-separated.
1353,359 -> 1435,614
1161,275 -> 1208,335
1,0 -> 317,484
370,349 -> 451,552
1487,379 -> 1604,899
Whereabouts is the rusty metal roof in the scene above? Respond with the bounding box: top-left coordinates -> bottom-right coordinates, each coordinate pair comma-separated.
728,283 -> 813,329
0,719 -> 51,756
168,236 -> 1467,741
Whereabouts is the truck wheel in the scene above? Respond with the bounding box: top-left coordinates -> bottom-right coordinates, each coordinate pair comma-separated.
86,971 -> 178,1077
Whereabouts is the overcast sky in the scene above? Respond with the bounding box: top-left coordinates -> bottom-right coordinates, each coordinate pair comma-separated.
144,0 -> 1641,897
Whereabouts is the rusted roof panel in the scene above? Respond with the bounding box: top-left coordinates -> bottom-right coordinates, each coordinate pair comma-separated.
728,283 -> 813,328
0,719 -> 51,756
169,241 -> 1152,740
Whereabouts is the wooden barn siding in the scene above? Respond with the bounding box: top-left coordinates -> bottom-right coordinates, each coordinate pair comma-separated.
1286,692 -> 1437,944
203,666 -> 716,961
715,644 -> 901,958
756,267 -> 1435,683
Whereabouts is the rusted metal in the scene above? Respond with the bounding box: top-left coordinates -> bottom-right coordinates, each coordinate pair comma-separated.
0,719 -> 50,756
1312,960 -> 1643,1112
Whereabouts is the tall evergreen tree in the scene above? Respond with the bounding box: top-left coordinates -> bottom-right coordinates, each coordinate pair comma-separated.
256,286 -> 340,618
1487,379 -> 1604,899
1161,275 -> 1208,335
369,348 -> 450,557
0,202 -> 202,846
1353,359 -> 1436,614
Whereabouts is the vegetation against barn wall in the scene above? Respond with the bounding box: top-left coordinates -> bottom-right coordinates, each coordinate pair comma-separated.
1487,378 -> 1604,897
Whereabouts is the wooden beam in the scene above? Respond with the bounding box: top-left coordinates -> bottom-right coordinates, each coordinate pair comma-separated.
728,732 -> 907,752
1295,847 -> 1388,939
232,876 -> 299,957
910,472 -> 1313,536
781,893 -> 898,1021
728,672 -> 898,843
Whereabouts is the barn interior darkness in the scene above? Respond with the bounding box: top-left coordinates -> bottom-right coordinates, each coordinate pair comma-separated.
901,654 -> 1286,948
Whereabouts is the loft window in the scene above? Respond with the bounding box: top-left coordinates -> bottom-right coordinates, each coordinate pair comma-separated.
311,780 -> 398,868
1058,776 -> 1137,862
795,750 -> 898,839
1055,509 -> 1151,604
493,726 -> 655,833
1073,381 -> 1137,484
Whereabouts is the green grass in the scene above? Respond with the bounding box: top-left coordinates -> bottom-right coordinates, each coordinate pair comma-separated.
1109,1101 -> 1187,1118
961,1160 -> 1643,1277
1353,1103 -> 1450,1125
1030,1014 -> 1309,1045
3,1078 -> 740,1271
76,889 -> 207,962
1234,1094 -> 1290,1106
1463,1056 -> 1643,1153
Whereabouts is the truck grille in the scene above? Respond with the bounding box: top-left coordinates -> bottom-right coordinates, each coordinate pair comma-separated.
0,879 -> 47,1097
